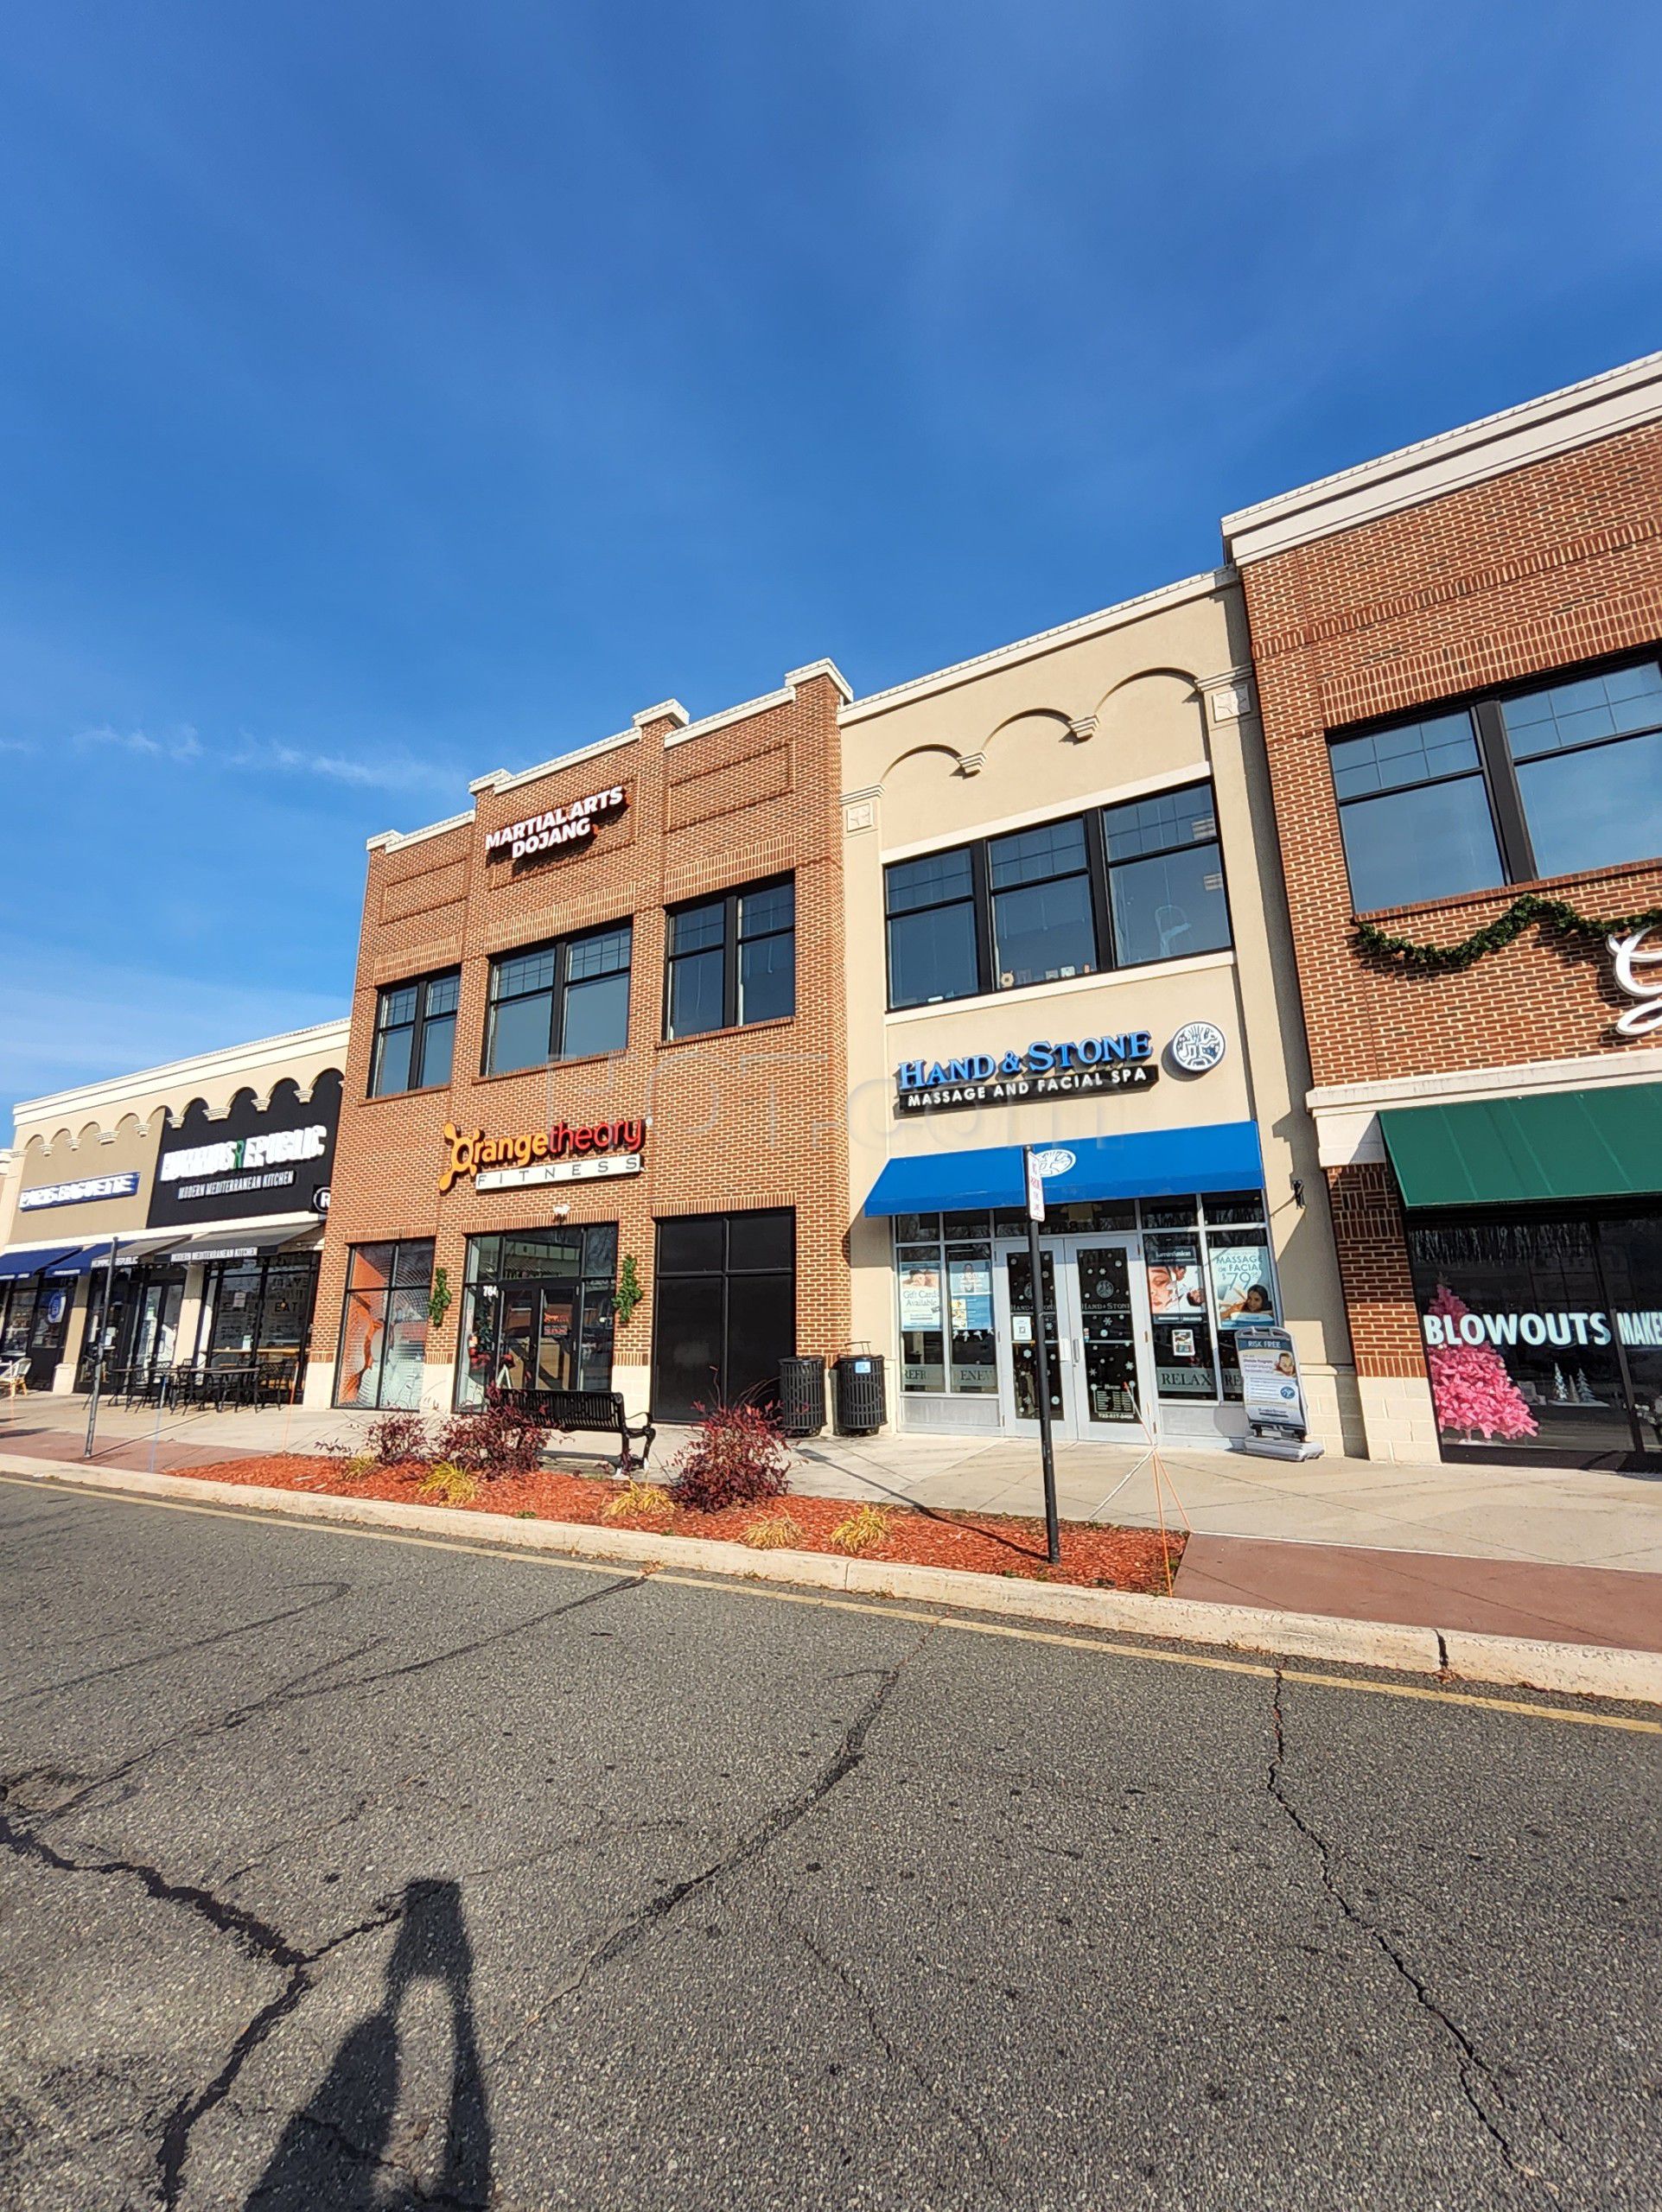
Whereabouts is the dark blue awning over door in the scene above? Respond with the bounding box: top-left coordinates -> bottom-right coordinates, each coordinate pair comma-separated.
0,1243 -> 86,1281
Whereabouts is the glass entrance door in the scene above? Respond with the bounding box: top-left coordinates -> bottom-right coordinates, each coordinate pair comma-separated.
1071,1243 -> 1143,1429
999,1236 -> 1154,1440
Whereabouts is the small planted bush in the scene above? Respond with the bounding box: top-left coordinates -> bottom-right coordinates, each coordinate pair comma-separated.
417,1461 -> 479,1509
366,1409 -> 431,1469
742,1511 -> 805,1551
601,1479 -> 676,1524
830,1504 -> 891,1555
435,1389 -> 547,1479
669,1400 -> 793,1515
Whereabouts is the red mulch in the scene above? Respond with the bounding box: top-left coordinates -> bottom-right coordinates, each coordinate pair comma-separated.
181,1453 -> 1183,1593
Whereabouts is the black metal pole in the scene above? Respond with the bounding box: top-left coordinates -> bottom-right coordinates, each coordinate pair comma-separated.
1023,1148 -> 1061,1566
83,1237 -> 119,1460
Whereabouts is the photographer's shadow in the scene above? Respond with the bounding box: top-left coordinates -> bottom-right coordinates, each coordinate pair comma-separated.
245,1878 -> 493,2210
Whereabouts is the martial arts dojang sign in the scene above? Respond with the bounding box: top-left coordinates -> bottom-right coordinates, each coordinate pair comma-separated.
484,785 -> 628,868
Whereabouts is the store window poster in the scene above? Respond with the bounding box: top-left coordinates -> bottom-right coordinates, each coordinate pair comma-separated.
899,1263 -> 942,1331
948,1260 -> 992,1333
1209,1241 -> 1276,1326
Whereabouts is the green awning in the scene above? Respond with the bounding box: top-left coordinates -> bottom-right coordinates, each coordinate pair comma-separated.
1379,1084 -> 1662,1209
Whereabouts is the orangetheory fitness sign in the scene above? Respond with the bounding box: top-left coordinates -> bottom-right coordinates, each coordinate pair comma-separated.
484,784 -> 627,865
440,1117 -> 647,1195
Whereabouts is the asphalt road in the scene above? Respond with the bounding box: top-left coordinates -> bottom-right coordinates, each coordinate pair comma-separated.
0,1476 -> 1658,2212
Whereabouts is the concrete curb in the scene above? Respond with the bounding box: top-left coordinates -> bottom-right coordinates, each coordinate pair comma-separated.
8,1453 -> 1659,1707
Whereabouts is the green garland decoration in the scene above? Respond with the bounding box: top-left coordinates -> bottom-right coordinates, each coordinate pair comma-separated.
1354,893 -> 1662,974
428,1266 -> 452,1329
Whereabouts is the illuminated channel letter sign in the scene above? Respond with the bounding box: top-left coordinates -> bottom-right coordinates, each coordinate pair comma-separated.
894,1034 -> 1159,1116
440,1118 -> 647,1194
484,785 -> 628,867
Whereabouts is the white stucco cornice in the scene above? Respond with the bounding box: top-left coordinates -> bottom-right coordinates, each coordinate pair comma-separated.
1222,351 -> 1662,566
839,570 -> 1229,725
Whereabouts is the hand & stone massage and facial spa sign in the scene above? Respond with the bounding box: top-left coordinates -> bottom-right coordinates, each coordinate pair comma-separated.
895,1031 -> 1164,1115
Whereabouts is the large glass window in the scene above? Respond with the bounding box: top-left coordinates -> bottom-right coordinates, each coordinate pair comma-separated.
1330,656 -> 1662,912
1102,784 -> 1232,967
455,1224 -> 617,1407
665,878 -> 795,1039
652,1210 -> 795,1421
885,849 -> 979,1010
882,783 -> 1232,1009
898,1213 -> 997,1397
334,1241 -> 432,1409
988,820 -> 1097,988
484,924 -> 631,1075
370,969 -> 460,1096
1405,1214 -> 1659,1467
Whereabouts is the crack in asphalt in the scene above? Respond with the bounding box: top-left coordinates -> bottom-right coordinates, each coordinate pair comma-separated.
785,1916 -> 1017,2206
1265,1668 -> 1563,2207
493,1633 -> 933,2068
21,1573 -> 645,1829
244,2107 -> 487,2211
573,1639 -> 928,1986
0,1572 -> 645,2207
0,1580 -> 354,1709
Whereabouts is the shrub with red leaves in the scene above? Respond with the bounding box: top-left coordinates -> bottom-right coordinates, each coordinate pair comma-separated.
365,1409 -> 432,1469
669,1400 -> 793,1514
435,1389 -> 548,1478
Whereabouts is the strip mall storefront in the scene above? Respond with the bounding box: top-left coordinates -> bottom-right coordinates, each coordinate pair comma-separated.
1226,349 -> 1662,1469
840,570 -> 1360,1449
0,1027 -> 345,1396
312,665 -> 855,1423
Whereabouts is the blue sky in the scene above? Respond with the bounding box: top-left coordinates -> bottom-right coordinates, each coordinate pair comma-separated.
3,1 -> 1659,1106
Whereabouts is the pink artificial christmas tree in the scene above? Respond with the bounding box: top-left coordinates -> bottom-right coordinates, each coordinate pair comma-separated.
1424,1283 -> 1538,1443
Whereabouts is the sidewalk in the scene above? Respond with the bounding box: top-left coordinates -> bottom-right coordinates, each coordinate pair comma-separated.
6,1394 -> 1659,1655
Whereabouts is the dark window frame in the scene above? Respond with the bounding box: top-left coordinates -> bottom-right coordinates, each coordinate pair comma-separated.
882,781 -> 1231,1011
369,968 -> 461,1096
663,874 -> 796,1039
1328,648 -> 1662,912
482,919 -> 633,1077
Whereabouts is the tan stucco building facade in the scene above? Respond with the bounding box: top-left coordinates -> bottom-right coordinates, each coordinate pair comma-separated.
0,1020 -> 347,1396
840,570 -> 1362,1452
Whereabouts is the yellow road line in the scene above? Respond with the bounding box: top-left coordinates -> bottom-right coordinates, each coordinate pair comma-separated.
5,1471 -> 1657,1735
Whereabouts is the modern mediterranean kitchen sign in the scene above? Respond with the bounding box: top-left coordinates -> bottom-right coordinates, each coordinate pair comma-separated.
147,1073 -> 341,1228
439,1117 -> 647,1194
484,784 -> 628,867
895,1033 -> 1162,1114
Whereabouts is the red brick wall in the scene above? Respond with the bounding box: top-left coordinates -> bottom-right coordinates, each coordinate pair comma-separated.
310,672 -> 851,1402
1239,420 -> 1662,1376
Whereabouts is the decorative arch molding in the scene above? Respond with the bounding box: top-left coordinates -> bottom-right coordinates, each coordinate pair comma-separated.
879,741 -> 969,787
1089,666 -> 1211,768
158,1065 -> 347,1129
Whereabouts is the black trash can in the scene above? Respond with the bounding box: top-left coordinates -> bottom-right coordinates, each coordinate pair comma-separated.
832,1353 -> 886,1436
778,1355 -> 827,1438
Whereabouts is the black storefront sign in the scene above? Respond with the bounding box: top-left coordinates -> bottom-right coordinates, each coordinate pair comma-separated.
148,1072 -> 341,1230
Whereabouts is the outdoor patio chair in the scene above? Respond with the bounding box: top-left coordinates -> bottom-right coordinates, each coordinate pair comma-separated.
0,1355 -> 29,1400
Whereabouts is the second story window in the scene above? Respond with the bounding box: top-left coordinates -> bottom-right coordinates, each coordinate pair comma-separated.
1101,785 -> 1231,966
370,970 -> 459,1096
1329,656 -> 1662,912
484,922 -> 632,1076
665,877 -> 795,1039
883,781 -> 1231,1010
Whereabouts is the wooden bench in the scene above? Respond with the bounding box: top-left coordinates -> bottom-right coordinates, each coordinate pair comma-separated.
507,1387 -> 655,1467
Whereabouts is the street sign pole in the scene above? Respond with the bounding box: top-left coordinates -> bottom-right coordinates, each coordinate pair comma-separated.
83,1236 -> 119,1461
1023,1147 -> 1061,1567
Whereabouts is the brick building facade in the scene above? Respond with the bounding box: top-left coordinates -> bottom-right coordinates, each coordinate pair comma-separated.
1225,353 -> 1662,1467
304,663 -> 853,1424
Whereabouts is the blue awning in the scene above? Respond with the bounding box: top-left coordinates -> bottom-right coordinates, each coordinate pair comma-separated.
863,1120 -> 1265,1217
0,1243 -> 86,1281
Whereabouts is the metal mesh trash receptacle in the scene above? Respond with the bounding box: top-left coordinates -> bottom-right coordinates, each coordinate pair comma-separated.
778,1357 -> 826,1438
833,1354 -> 886,1436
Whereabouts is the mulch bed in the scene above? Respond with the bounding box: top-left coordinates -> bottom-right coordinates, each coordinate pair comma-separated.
181,1452 -> 1183,1594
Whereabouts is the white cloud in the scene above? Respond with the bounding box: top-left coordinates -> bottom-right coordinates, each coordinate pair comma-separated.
64,720 -> 461,795
73,722 -> 203,763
